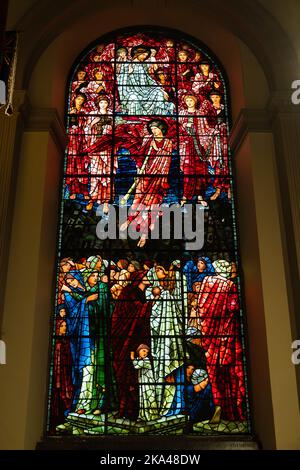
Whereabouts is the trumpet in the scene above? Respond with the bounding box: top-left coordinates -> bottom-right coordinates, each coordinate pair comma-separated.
120,145 -> 152,205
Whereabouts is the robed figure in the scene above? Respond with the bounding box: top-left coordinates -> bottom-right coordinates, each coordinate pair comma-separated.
111,270 -> 151,420
196,260 -> 246,421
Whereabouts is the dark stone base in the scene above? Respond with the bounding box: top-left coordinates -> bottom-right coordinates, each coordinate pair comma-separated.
36,434 -> 260,450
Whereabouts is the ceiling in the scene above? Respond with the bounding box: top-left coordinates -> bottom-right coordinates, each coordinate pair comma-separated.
6,0 -> 300,62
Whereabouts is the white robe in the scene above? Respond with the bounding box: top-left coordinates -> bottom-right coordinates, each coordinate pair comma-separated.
132,357 -> 159,421
118,60 -> 175,115
146,268 -> 186,415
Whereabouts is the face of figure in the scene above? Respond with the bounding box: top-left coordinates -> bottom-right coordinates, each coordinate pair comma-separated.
88,272 -> 98,287
151,48 -> 156,57
75,95 -> 85,108
93,55 -> 101,62
94,258 -> 102,271
166,39 -> 174,48
110,269 -> 117,280
178,51 -> 188,62
200,64 -> 210,74
185,96 -> 196,108
101,274 -> 109,283
77,71 -> 86,81
156,267 -> 166,279
186,365 -> 195,379
197,259 -> 206,272
151,126 -> 163,138
59,308 -> 66,318
211,94 -> 221,107
61,261 -> 72,273
59,321 -> 67,336
192,282 -> 202,293
99,99 -> 108,112
138,348 -> 149,359
158,72 -> 165,84
152,286 -> 161,296
66,277 -> 79,288
118,50 -> 126,59
128,263 -> 136,273
95,70 -> 103,80
137,52 -> 149,62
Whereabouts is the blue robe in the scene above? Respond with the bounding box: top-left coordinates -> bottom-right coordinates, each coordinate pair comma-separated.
183,257 -> 215,292
166,366 -> 214,423
64,272 -> 91,410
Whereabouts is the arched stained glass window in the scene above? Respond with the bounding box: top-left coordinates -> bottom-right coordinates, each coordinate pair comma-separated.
47,28 -> 251,436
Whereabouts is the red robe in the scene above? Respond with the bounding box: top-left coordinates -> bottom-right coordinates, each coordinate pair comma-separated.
50,333 -> 73,430
128,135 -> 173,234
200,99 -> 229,195
192,71 -> 222,102
197,275 -> 246,421
179,110 -> 208,201
111,271 -> 152,419
66,109 -> 89,196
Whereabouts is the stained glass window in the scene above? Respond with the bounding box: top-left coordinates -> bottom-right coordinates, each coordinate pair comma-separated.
47,29 -> 251,436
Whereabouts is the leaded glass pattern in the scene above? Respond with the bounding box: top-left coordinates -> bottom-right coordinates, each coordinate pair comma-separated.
47,29 -> 251,436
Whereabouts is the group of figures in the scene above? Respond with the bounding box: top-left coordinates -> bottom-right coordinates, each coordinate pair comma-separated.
48,31 -> 250,435
51,254 -> 246,432
65,33 -> 229,247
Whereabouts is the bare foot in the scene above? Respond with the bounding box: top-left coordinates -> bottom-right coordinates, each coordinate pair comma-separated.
103,202 -> 109,214
209,405 -> 222,424
84,195 -> 90,200
120,220 -> 130,232
70,194 -> 76,200
86,201 -> 93,211
137,235 -> 147,248
198,196 -> 208,207
180,198 -> 187,207
210,188 -> 221,200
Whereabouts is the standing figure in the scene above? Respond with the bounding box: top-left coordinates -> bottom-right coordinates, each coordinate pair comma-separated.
196,259 -> 246,421
75,270 -> 117,414
131,344 -> 159,421
71,68 -> 88,100
50,319 -> 73,430
85,95 -> 114,213
85,67 -> 106,102
66,92 -> 89,200
177,48 -> 194,92
146,266 -> 185,415
120,119 -> 173,247
111,269 -> 151,420
115,46 -> 131,112
179,94 -> 209,206
192,60 -> 222,103
199,91 -> 229,200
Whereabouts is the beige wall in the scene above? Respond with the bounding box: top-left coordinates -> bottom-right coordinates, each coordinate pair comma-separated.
0,130 -> 61,448
1,0 -> 300,450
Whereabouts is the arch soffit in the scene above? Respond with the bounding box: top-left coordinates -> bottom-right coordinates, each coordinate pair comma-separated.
13,0 -> 298,93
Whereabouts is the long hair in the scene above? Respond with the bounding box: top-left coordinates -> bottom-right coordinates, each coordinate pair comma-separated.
165,263 -> 176,293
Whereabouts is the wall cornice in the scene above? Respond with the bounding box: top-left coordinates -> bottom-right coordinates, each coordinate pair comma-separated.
22,103 -> 67,154
229,108 -> 271,152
